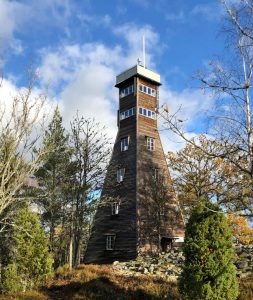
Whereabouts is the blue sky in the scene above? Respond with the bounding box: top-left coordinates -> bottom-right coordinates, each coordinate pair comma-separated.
0,0 -> 228,151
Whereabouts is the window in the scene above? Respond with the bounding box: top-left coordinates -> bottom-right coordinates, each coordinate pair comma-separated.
139,107 -> 156,120
160,206 -> 165,216
120,107 -> 136,121
106,235 -> 115,250
147,137 -> 155,151
121,137 -> 129,151
117,168 -> 125,183
112,202 -> 119,215
139,84 -> 156,97
154,168 -> 159,180
120,85 -> 134,98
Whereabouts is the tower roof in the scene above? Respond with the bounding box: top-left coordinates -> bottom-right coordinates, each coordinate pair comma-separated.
115,64 -> 161,87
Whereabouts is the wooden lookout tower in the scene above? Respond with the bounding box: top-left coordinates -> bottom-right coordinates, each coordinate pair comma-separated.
84,64 -> 184,263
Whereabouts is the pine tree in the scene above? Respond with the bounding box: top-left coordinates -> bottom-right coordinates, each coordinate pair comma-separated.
36,106 -> 70,263
179,200 -> 238,300
1,207 -> 53,292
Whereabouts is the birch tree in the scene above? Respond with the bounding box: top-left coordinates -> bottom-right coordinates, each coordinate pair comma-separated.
161,0 -> 253,218
67,115 -> 111,268
0,76 -> 47,232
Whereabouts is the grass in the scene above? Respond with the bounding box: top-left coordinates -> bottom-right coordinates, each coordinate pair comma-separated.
238,276 -> 253,300
0,265 -> 252,300
0,264 -> 180,300
46,264 -> 180,300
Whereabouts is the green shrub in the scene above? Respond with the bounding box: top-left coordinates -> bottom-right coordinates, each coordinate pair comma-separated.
0,263 -> 22,294
179,200 -> 239,300
0,207 -> 53,293
12,207 -> 54,289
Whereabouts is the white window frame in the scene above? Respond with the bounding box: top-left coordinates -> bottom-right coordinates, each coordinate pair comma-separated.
139,107 -> 156,120
160,205 -> 165,216
111,202 -> 119,215
120,107 -> 136,121
147,137 -> 155,151
117,168 -> 125,183
120,85 -> 134,98
139,84 -> 156,97
154,168 -> 159,180
106,235 -> 115,250
121,137 -> 129,152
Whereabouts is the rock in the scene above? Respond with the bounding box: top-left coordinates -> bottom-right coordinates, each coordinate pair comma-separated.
149,265 -> 155,273
166,275 -> 178,282
237,261 -> 248,269
113,243 -> 252,280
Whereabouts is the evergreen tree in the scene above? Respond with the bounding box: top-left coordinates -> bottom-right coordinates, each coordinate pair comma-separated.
179,200 -> 238,300
0,207 -> 53,292
36,106 -> 70,263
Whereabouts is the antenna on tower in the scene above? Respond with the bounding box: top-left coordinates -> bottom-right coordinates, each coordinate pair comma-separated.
142,35 -> 146,68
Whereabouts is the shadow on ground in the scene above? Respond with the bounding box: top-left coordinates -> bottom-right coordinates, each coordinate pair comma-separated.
41,264 -> 180,300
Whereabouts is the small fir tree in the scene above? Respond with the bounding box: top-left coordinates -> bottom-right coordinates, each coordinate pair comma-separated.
7,207 -> 53,291
179,200 -> 238,300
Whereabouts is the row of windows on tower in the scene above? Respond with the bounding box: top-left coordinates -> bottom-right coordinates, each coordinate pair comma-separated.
116,163 -> 158,185
120,136 -> 155,153
119,84 -> 156,99
139,84 -> 156,97
110,200 -> 165,217
120,107 -> 156,121
119,85 -> 134,98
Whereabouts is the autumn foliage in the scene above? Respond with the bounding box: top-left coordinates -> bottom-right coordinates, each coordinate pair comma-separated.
227,214 -> 253,245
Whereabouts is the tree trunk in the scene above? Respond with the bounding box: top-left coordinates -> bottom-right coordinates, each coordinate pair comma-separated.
69,235 -> 73,270
74,230 -> 82,267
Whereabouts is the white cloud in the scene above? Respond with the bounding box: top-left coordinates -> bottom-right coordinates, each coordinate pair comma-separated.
160,130 -> 198,153
38,43 -> 123,90
0,0 -> 29,54
0,77 -> 54,129
60,64 -> 117,139
159,85 -> 214,126
113,24 -> 160,69
37,24 -> 161,141
76,12 -> 112,31
158,85 -> 215,152
37,22 -> 216,151
165,10 -> 185,22
163,3 -> 222,25
191,3 -> 221,21
0,0 -> 72,58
